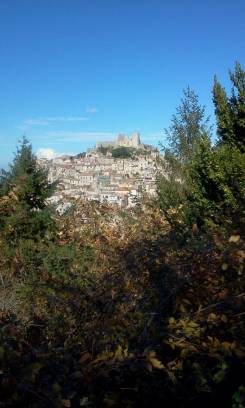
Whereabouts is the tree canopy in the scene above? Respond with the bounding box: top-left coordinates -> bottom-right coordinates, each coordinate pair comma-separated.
213,61 -> 245,153
156,87 -> 211,224
0,137 -> 56,242
165,86 -> 211,163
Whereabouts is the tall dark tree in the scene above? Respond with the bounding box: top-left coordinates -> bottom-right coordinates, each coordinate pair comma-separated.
186,139 -> 245,228
0,137 -> 56,242
213,62 -> 245,152
185,62 -> 245,228
9,137 -> 55,207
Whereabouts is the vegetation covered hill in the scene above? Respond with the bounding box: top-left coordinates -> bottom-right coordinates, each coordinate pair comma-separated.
98,145 -> 152,158
0,63 -> 244,407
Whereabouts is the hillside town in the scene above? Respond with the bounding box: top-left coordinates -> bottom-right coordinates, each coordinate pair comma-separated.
38,133 -> 160,210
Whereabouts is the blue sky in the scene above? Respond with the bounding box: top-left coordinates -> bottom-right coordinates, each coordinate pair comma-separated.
0,0 -> 244,167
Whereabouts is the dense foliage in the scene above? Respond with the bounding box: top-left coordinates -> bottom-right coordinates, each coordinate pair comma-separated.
0,137 -> 56,243
156,87 -> 211,225
213,62 -> 245,153
0,64 -> 244,407
98,145 -> 149,159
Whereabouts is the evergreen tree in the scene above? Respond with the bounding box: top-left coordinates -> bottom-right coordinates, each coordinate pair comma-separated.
156,87 -> 211,224
185,62 -> 245,228
186,139 -> 245,228
0,137 -> 56,242
165,86 -> 210,164
213,62 -> 245,152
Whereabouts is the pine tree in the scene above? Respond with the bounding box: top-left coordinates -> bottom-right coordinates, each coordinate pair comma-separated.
156,87 -> 211,224
0,137 -> 56,242
185,62 -> 245,228
186,139 -> 245,228
8,137 -> 55,208
165,86 -> 210,164
213,62 -> 245,152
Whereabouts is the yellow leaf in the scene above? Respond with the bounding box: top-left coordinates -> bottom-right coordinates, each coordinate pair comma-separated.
145,351 -> 164,370
228,235 -> 240,243
207,313 -> 216,322
148,356 -> 164,370
188,321 -> 199,329
221,341 -> 232,350
237,250 -> 245,263
61,400 -> 71,408
221,263 -> 228,271
114,345 -> 124,361
182,298 -> 191,305
192,223 -> 198,234
179,303 -> 187,313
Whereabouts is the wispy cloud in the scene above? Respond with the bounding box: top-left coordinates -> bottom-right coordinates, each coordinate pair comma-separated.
18,116 -> 89,130
44,116 -> 89,122
36,148 -> 61,159
29,131 -> 117,145
36,147 -> 74,159
23,119 -> 50,126
86,107 -> 98,114
43,131 -> 115,142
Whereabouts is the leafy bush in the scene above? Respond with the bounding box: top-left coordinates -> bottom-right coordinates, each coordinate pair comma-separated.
185,139 -> 245,229
112,146 -> 133,158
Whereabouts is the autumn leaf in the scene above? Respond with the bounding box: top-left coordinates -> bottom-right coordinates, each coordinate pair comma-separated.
146,351 -> 164,370
228,235 -> 240,243
61,399 -> 71,407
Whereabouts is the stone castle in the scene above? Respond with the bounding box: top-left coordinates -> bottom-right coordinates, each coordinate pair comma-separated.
96,132 -> 142,150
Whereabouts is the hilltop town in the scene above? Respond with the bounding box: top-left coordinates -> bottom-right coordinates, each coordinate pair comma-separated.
38,133 -> 159,210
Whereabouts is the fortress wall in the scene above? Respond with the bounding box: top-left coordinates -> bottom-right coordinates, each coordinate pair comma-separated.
97,133 -> 141,149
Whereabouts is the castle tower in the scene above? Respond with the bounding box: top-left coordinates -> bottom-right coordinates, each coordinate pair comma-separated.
117,134 -> 126,142
131,132 -> 141,148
